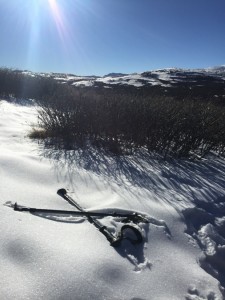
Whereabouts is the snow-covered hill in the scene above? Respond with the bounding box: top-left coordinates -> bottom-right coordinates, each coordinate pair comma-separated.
0,100 -> 225,299
22,66 -> 225,89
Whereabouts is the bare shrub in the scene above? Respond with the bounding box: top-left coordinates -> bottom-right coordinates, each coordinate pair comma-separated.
1,67 -> 225,158
35,87 -> 225,158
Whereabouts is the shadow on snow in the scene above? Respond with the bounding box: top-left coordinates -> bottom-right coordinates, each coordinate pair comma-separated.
36,142 -> 225,290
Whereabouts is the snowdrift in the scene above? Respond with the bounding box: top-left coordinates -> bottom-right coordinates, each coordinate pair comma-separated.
0,100 -> 224,299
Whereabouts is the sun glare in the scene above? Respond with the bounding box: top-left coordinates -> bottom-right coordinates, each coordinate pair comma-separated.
18,0 -> 85,71
22,0 -> 70,70
47,0 -> 68,46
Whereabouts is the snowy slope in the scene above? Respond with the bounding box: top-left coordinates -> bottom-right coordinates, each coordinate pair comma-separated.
0,100 -> 224,300
21,66 -> 225,89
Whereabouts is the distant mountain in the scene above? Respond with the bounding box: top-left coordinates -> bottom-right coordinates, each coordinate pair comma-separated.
103,73 -> 128,78
21,66 -> 225,99
55,67 -> 225,87
205,65 -> 225,75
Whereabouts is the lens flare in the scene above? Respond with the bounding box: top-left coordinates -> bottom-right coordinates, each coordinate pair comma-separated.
47,0 -> 67,44
15,0 -> 91,72
26,0 -> 73,70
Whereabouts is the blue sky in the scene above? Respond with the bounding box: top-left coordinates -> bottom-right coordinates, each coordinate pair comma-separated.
0,0 -> 224,75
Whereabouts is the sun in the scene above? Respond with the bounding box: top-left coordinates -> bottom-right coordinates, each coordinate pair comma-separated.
47,0 -> 67,42
48,0 -> 58,9
23,0 -> 69,68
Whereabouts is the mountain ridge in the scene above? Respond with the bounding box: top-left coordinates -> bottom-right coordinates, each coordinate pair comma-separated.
20,66 -> 225,89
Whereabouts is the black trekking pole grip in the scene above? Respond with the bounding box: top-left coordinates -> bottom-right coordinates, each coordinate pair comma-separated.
57,188 -> 67,198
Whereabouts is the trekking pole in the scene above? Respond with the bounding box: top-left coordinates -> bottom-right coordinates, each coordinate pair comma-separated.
57,188 -> 143,246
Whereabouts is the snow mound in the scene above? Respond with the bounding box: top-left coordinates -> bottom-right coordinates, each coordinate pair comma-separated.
0,100 -> 224,299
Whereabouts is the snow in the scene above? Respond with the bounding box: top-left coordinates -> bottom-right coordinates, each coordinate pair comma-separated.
96,74 -> 163,87
21,66 -> 225,89
0,100 -> 224,299
72,80 -> 94,87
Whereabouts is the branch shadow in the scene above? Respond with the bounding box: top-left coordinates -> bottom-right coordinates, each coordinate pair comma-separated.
38,143 -> 225,210
36,143 -> 225,278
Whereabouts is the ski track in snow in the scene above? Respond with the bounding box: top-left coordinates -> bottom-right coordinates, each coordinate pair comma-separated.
0,100 -> 225,299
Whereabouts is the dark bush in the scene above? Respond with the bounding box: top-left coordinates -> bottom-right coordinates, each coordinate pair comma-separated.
1,67 -> 225,158
36,88 -> 225,158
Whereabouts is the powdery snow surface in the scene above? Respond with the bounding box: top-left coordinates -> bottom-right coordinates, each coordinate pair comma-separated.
0,100 -> 225,300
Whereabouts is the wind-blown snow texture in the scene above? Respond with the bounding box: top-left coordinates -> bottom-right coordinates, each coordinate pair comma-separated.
0,100 -> 225,299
